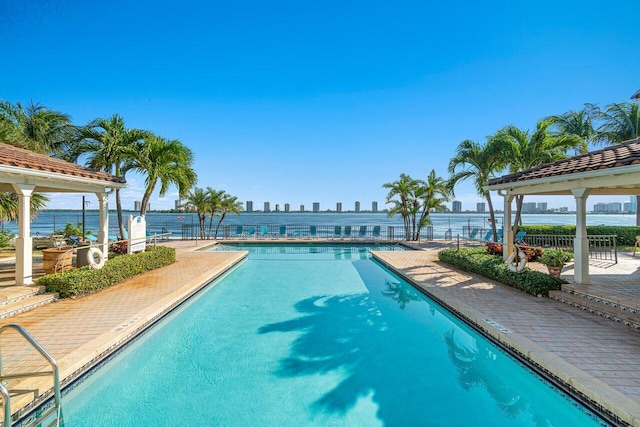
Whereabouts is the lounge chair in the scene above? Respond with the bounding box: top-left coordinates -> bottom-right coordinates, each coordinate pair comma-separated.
309,226 -> 317,239
260,225 -> 270,239
372,226 -> 381,239
482,230 -> 494,242
344,226 -> 352,239
358,226 -> 367,239
236,225 -> 244,239
247,226 -> 256,239
333,226 -> 342,239
468,228 -> 480,240
279,226 -> 287,238
84,234 -> 98,242
496,229 -> 504,243
515,231 -> 526,243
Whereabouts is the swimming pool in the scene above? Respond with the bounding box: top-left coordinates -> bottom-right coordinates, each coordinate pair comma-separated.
52,244 -> 603,426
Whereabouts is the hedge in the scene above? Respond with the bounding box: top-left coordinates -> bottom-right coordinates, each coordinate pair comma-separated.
38,245 -> 176,299
519,225 -> 640,246
438,247 -> 565,296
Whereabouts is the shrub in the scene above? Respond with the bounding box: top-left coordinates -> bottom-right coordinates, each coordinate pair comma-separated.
38,245 -> 176,298
438,247 -> 565,296
539,249 -> 573,267
0,230 -> 15,248
485,242 -> 543,261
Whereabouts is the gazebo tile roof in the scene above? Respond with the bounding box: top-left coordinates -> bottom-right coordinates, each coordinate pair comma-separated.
488,138 -> 640,185
0,142 -> 124,184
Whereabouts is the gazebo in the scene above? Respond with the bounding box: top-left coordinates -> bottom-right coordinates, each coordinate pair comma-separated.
484,138 -> 640,285
0,143 -> 127,285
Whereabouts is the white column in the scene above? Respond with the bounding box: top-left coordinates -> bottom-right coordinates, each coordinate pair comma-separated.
12,184 -> 35,285
502,193 -> 514,261
572,188 -> 590,284
96,192 -> 109,261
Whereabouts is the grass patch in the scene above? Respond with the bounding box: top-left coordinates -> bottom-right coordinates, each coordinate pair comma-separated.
38,245 -> 176,299
438,247 -> 565,297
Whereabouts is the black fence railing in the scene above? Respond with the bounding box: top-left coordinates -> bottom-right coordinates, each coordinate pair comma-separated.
181,224 -> 434,242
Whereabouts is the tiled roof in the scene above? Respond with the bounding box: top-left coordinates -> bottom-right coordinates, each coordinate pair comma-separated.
487,138 -> 640,186
0,142 -> 125,184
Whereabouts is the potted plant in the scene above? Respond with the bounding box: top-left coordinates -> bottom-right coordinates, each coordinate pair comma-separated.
539,249 -> 573,278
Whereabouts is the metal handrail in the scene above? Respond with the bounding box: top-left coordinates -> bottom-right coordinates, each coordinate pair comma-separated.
0,324 -> 61,427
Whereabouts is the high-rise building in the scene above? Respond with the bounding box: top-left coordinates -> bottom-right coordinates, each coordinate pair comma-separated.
355,201 -> 360,212
521,202 -> 537,213
174,199 -> 182,210
537,202 -> 548,212
264,201 -> 271,212
593,202 -> 622,213
630,197 -> 638,213
246,201 -> 253,212
452,201 -> 462,212
476,202 -> 486,213
134,201 -> 150,211
336,202 -> 342,212
372,201 -> 378,212
300,204 -> 305,212
275,204 -> 281,212
313,202 -> 320,212
284,203 -> 290,212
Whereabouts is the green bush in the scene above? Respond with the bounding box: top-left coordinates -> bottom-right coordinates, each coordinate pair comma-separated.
519,225 -> 640,246
0,230 -> 15,248
38,245 -> 176,298
438,247 -> 565,296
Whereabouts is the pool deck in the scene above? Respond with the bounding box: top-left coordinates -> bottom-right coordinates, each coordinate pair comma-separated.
0,240 -> 638,425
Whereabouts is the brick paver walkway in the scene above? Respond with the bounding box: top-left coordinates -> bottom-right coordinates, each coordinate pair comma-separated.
373,247 -> 640,426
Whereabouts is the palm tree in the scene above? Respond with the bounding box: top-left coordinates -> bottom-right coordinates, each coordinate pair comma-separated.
448,139 -> 502,240
125,134 -> 197,217
597,101 -> 640,224
597,101 -> 640,144
383,174 -> 420,240
213,193 -> 243,239
416,169 -> 451,236
545,103 -> 599,153
0,100 -> 77,157
75,114 -> 148,239
0,193 -> 49,222
206,187 -> 224,238
490,120 -> 583,235
184,187 -> 209,239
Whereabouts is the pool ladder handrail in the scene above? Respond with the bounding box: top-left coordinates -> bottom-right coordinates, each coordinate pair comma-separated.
0,324 -> 61,427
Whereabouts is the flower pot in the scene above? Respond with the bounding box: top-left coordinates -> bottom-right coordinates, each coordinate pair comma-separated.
42,247 -> 74,274
547,265 -> 563,278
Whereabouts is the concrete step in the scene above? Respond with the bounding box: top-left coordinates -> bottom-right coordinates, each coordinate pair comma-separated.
549,289 -> 640,330
0,285 -> 47,306
0,293 -> 58,320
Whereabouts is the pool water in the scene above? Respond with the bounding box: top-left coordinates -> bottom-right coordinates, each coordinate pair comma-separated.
56,245 -> 604,426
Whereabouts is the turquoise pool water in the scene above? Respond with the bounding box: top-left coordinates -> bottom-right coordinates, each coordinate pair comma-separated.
55,244 -> 603,426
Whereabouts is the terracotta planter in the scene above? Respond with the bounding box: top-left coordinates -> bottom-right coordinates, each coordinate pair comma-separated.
42,247 -> 74,274
546,265 -> 563,278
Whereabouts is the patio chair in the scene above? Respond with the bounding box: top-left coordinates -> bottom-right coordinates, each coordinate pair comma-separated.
482,230 -> 494,242
344,226 -> 352,239
468,228 -> 480,240
496,229 -> 504,243
515,231 -> 526,243
260,225 -> 269,239
279,226 -> 287,238
247,226 -> 256,239
309,226 -> 317,239
333,226 -> 342,239
236,225 -> 244,239
372,226 -> 381,239
358,226 -> 367,239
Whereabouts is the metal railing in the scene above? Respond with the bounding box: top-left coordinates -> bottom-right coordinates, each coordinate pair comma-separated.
0,324 -> 61,427
180,224 -> 434,242
523,234 -> 618,263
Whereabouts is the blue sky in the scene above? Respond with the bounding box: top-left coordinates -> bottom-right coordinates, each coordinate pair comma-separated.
2,0 -> 639,211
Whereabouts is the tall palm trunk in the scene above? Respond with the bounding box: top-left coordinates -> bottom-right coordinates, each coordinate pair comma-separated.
214,212 -> 226,239
485,192 -> 498,240
116,188 -> 126,240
